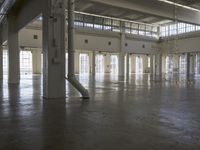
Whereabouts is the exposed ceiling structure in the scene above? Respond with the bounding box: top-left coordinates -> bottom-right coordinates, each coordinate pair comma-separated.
0,0 -> 5,6
73,0 -> 200,25
168,0 -> 200,7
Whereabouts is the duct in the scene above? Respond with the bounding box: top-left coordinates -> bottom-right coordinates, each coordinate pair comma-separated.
67,0 -> 90,99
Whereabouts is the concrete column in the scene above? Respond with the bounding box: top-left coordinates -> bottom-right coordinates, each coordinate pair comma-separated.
186,53 -> 190,77
119,22 -> 125,77
92,51 -> 96,75
126,53 -> 130,76
0,29 -> 2,79
118,52 -> 125,76
150,54 -> 154,75
32,49 -> 42,74
119,31 -> 125,77
173,54 -> 179,73
197,53 -> 200,74
42,0 -> 66,98
190,54 -> 195,75
7,14 -> 20,84
75,51 -> 79,74
131,55 -> 136,73
143,55 -> 148,73
104,54 -> 110,74
155,53 -> 162,76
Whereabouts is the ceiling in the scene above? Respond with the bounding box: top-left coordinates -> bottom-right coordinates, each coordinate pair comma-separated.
0,0 -> 5,8
26,0 -> 200,28
72,0 -> 200,25
74,0 -> 166,24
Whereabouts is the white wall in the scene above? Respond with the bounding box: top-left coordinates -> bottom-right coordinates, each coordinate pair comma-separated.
160,33 -> 200,54
18,28 -> 157,54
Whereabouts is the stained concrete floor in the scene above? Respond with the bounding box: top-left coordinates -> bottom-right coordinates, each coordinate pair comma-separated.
0,74 -> 200,150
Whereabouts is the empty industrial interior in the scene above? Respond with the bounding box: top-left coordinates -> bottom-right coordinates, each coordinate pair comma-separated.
1,0 -> 200,149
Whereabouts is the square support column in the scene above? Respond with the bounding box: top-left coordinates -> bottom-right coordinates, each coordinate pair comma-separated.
104,53 -> 110,74
92,51 -> 96,75
150,54 -> 154,76
42,0 -> 66,98
155,53 -> 162,76
126,53 -> 130,77
0,28 -> 3,79
190,54 -> 195,75
118,31 -> 125,77
7,15 -> 20,84
32,49 -> 42,74
186,53 -> 190,78
197,53 -> 200,74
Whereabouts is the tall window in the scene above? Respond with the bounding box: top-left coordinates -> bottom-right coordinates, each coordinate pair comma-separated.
110,55 -> 118,75
3,50 -> 8,75
166,56 -> 173,73
66,53 -> 68,75
95,54 -> 104,74
79,53 -> 89,74
148,57 -> 151,68
136,56 -> 143,74
195,54 -> 200,75
20,51 -> 32,75
179,55 -> 187,74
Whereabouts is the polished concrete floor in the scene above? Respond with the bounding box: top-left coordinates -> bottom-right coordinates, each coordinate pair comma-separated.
0,74 -> 200,150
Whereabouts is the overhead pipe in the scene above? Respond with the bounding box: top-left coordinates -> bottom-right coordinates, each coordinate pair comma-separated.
67,0 -> 90,99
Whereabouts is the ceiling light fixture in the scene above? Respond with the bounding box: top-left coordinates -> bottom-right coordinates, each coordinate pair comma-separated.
158,0 -> 200,12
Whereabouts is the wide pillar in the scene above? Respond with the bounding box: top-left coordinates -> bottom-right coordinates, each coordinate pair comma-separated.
92,51 -> 96,75
150,54 -> 154,76
32,49 -> 42,74
0,28 -> 3,79
155,53 -> 162,76
104,54 -> 110,74
7,14 -> 20,84
197,53 -> 200,74
186,53 -> 191,78
126,53 -> 130,77
173,54 -> 180,73
118,52 -> 125,77
118,22 -> 125,77
42,0 -> 66,98
190,54 -> 195,75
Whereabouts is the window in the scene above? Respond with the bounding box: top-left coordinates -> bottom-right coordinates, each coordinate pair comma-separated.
20,51 -> 32,75
66,53 -> 68,75
95,54 -> 104,74
139,25 -> 145,36
136,56 -> 143,74
3,50 -> 8,75
79,53 -> 89,74
179,55 -> 186,74
148,57 -> 151,68
110,55 -> 118,75
166,56 -> 173,73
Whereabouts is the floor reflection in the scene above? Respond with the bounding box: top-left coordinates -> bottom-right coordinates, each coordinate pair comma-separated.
0,73 -> 200,149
